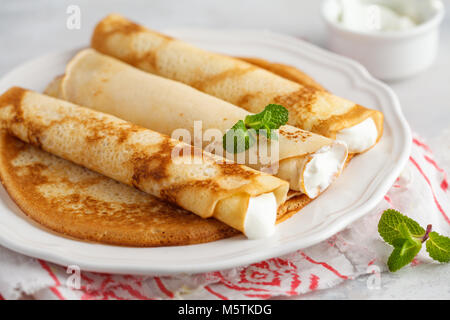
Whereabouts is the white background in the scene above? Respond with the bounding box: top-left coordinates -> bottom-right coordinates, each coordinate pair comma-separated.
0,0 -> 449,299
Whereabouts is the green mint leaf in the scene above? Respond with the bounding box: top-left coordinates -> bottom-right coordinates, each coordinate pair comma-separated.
391,222 -> 422,247
426,231 -> 450,263
264,104 -> 289,128
244,108 -> 268,130
378,209 -> 426,246
387,238 -> 422,272
379,209 -> 450,271
223,104 -> 287,153
398,222 -> 413,240
222,120 -> 256,153
244,104 -> 288,133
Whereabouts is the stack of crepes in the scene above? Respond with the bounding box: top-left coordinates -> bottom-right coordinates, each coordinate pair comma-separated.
90,14 -> 384,154
0,87 -> 289,243
0,14 -> 384,247
46,49 -> 348,200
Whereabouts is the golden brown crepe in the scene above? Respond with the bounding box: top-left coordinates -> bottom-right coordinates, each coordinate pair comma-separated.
0,59 -> 353,247
0,130 -> 328,245
238,57 -> 327,92
47,49 -> 348,198
0,87 -> 289,237
0,131 -> 239,246
91,14 -> 383,152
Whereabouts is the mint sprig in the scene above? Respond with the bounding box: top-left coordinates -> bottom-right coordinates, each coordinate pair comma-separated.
223,104 -> 288,153
387,238 -> 422,272
426,232 -> 450,263
378,209 -> 450,272
378,209 -> 425,245
244,104 -> 288,139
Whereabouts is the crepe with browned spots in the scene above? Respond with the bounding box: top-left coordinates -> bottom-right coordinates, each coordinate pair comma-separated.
0,130 -> 333,246
0,131 -> 240,246
0,59 -> 353,247
91,14 -> 383,150
238,57 -> 327,92
46,48 -> 347,195
0,87 -> 289,237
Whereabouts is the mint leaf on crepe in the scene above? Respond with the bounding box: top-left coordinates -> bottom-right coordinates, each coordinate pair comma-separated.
387,237 -> 422,272
244,104 -> 288,139
223,104 -> 288,153
222,120 -> 256,153
426,232 -> 450,263
378,209 -> 425,245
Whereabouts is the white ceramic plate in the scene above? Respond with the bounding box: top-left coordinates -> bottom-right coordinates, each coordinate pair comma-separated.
0,29 -> 411,275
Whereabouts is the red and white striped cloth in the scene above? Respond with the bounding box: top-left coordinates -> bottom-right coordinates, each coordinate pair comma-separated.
0,135 -> 448,300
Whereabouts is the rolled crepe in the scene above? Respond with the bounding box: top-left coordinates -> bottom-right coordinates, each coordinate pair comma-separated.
91,14 -> 384,153
0,87 -> 290,239
48,48 -> 348,198
238,57 -> 327,92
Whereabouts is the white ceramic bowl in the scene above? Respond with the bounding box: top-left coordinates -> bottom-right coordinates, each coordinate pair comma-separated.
321,0 -> 445,80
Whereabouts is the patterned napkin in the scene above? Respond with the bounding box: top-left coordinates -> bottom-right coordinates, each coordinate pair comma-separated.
0,135 -> 448,300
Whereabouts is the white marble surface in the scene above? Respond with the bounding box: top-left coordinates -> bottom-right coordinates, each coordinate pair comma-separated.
0,0 -> 449,300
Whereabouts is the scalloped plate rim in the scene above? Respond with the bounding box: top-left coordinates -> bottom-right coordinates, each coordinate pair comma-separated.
0,29 -> 411,275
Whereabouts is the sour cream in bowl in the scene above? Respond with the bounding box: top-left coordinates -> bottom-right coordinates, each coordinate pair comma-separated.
321,0 -> 445,80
